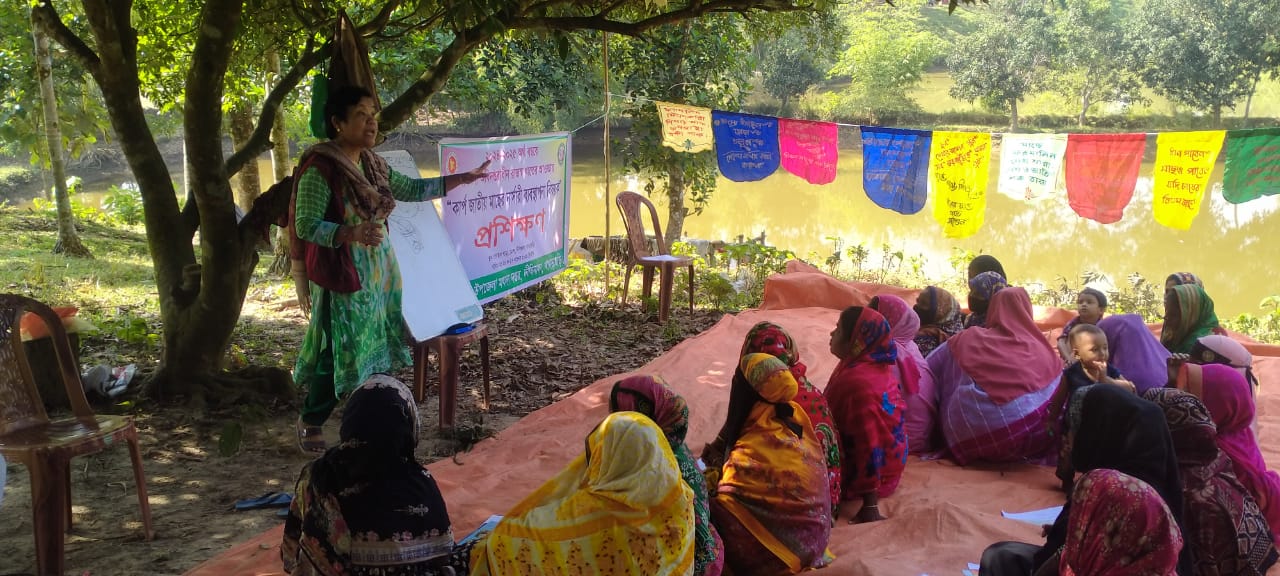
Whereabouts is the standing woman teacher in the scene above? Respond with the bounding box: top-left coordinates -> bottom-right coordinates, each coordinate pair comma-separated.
292,86 -> 488,452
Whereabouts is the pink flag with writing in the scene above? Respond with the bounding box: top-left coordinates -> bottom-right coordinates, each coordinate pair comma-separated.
1064,133 -> 1148,224
779,118 -> 839,185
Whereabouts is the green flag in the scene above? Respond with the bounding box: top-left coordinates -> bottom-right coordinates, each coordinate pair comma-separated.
1222,128 -> 1280,204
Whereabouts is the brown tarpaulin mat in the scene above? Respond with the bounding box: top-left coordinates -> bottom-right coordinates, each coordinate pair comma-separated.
187,267 -> 1280,576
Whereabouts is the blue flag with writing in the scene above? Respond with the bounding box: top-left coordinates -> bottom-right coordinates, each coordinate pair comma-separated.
861,127 -> 932,215
712,111 -> 780,182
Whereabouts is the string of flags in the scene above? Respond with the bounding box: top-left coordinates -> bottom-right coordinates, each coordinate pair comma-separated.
652,100 -> 1280,239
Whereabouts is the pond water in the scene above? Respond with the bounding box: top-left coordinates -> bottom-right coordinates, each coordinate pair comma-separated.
38,135 -> 1280,317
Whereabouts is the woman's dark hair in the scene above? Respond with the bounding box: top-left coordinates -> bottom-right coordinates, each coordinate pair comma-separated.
967,254 -> 1006,281
324,85 -> 375,140
837,306 -> 864,341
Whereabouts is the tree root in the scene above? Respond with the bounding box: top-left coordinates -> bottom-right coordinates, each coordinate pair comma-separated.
141,365 -> 295,411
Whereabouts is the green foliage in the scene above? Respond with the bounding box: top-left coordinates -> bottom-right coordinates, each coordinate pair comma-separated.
829,8 -> 941,121
612,15 -> 754,230
1049,0 -> 1148,124
946,3 -> 1056,127
758,29 -> 829,114
0,1 -> 110,165
102,184 -> 145,226
1132,0 -> 1279,123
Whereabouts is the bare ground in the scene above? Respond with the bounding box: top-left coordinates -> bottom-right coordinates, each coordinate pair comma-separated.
0,286 -> 722,576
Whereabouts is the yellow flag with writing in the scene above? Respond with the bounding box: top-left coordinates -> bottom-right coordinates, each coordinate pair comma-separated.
929,131 -> 992,239
655,101 -> 714,153
1152,131 -> 1226,230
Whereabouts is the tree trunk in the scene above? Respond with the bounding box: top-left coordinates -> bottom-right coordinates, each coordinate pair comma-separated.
1212,104 -> 1222,128
663,158 -> 687,248
31,14 -> 91,258
1009,97 -> 1020,132
228,104 -> 260,214
266,50 -> 293,277
1078,87 -> 1092,128
1243,71 -> 1260,127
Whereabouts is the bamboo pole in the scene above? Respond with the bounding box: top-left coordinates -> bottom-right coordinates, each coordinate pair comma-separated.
602,31 -> 613,300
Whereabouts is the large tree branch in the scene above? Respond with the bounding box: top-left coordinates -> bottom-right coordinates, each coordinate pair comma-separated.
378,21 -> 497,131
509,0 -> 811,37
356,0 -> 403,35
31,1 -> 100,75
224,38 -> 326,176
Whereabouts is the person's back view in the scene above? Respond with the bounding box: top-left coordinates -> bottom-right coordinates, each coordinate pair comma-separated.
282,374 -> 462,576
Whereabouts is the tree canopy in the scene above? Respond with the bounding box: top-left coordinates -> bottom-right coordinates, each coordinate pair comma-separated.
28,0 -> 833,403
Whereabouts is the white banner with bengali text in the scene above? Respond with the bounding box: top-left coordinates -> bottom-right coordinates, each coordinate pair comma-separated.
996,133 -> 1067,201
439,132 -> 571,303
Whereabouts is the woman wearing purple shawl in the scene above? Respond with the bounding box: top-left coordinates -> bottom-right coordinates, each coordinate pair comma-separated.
1097,314 -> 1171,394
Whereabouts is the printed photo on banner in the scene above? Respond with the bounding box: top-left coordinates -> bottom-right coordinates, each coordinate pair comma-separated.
440,132 -> 571,303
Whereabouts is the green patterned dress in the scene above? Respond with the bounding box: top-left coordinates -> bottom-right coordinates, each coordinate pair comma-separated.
294,165 -> 442,423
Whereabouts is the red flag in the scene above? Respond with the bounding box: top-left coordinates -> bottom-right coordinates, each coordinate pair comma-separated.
1064,133 -> 1148,224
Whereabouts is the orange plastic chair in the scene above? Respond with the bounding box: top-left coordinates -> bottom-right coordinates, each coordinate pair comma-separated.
0,294 -> 153,575
615,191 -> 695,323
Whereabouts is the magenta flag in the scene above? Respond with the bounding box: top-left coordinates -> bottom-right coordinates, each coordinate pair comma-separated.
779,118 -> 839,185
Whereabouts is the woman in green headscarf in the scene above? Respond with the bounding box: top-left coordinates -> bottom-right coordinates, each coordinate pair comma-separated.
1161,284 -> 1226,354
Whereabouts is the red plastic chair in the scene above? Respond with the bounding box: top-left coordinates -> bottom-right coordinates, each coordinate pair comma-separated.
0,294 -> 154,575
614,191 -> 695,323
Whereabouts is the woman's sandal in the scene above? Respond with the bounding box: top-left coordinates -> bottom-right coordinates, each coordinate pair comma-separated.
296,419 -> 326,454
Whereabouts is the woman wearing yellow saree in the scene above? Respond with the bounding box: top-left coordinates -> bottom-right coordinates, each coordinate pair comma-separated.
708,353 -> 833,576
470,411 -> 695,575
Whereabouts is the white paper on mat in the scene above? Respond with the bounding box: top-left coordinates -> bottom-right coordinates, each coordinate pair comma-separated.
644,254 -> 685,262
379,151 -> 484,342
1000,505 -> 1063,526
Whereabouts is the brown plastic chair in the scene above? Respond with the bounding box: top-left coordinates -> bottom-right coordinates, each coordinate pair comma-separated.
615,191 -> 695,323
0,294 -> 154,576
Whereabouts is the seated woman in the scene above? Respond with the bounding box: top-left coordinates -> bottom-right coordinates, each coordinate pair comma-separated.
824,305 -> 908,523
282,374 -> 462,576
968,254 -> 1007,282
873,294 -> 940,454
912,285 -> 965,358
708,354 -> 832,576
470,411 -> 695,575
702,322 -> 842,519
1192,335 -> 1261,392
963,271 -> 1008,329
1162,283 -> 1226,354
1143,388 -> 1278,575
1167,271 -> 1206,292
928,287 -> 1061,465
1059,469 -> 1184,576
1175,363 -> 1280,545
980,385 -> 1188,576
610,375 -> 723,576
1099,313 -> 1172,394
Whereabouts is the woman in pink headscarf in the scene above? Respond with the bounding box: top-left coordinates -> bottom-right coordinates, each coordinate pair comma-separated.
1059,469 -> 1183,576
870,294 -> 938,454
927,287 -> 1063,465
1177,363 -> 1280,545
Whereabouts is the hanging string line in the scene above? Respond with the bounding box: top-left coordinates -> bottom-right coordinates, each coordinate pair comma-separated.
604,92 -> 1180,137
